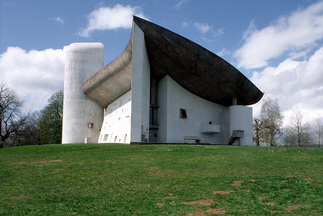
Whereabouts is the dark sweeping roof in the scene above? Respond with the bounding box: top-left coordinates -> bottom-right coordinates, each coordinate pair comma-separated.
82,16 -> 263,107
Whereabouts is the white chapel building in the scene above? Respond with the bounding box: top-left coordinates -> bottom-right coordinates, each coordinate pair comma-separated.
62,17 -> 263,145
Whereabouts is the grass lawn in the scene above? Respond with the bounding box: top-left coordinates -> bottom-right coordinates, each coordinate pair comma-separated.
0,144 -> 322,215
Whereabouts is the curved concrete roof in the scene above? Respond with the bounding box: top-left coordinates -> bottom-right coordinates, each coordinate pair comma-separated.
83,16 -> 263,107
82,35 -> 132,107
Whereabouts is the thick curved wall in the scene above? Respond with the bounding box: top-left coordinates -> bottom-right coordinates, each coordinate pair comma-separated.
62,43 -> 104,144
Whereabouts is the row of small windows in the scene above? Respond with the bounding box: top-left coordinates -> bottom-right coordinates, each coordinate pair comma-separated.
102,133 -> 128,143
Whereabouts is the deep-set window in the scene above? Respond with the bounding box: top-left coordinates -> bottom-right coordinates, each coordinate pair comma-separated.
180,108 -> 187,119
103,134 -> 109,141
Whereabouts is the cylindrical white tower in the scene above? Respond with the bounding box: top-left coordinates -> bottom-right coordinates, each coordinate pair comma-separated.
62,43 -> 104,144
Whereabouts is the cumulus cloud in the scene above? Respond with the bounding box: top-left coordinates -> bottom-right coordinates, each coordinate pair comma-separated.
79,4 -> 147,37
251,47 -> 323,124
0,47 -> 65,110
235,1 -> 323,69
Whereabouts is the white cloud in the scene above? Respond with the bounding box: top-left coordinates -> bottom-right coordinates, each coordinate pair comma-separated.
235,1 -> 323,69
251,47 -> 323,124
175,0 -> 188,10
79,4 -> 147,37
181,21 -> 190,28
194,22 -> 213,34
53,17 -> 64,24
0,47 -> 65,110
217,48 -> 231,57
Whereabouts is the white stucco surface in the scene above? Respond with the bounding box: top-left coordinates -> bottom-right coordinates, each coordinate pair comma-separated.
157,75 -> 230,144
229,105 -> 253,146
62,43 -> 104,144
98,91 -> 132,143
130,22 -> 151,143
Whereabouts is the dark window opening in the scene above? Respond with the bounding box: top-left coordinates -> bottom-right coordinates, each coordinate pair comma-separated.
180,108 -> 187,119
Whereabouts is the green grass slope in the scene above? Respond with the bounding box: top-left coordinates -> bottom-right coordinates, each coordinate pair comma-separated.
0,144 -> 322,215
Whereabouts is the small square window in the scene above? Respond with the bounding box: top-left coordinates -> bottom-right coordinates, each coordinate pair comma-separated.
124,134 -> 128,142
103,134 -> 109,141
180,108 -> 187,119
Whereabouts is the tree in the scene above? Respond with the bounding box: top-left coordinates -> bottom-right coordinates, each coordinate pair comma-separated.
284,108 -> 313,147
253,118 -> 262,146
260,98 -> 283,146
14,111 -> 41,146
38,90 -> 63,144
0,82 -> 28,146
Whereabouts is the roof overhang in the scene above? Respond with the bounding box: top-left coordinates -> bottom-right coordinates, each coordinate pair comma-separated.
82,16 -> 263,107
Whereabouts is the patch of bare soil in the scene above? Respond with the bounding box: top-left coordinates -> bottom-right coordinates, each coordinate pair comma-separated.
258,195 -> 269,200
285,204 -> 302,212
206,208 -> 226,215
11,195 -> 31,200
48,160 -> 64,163
155,203 -> 164,207
12,161 -> 28,165
231,180 -> 243,186
187,212 -> 206,216
239,189 -> 251,192
249,179 -> 257,182
163,193 -> 178,199
212,190 -> 234,195
263,202 -> 275,206
53,169 -> 63,173
30,160 -> 64,166
283,189 -> 291,192
182,199 -> 214,206
148,167 -> 164,178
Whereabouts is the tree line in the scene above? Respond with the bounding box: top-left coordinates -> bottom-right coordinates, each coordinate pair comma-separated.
253,98 -> 322,147
0,82 -> 63,148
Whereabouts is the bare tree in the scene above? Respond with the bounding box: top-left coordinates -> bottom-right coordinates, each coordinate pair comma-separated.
284,108 -> 312,147
14,111 -> 41,146
253,118 -> 262,146
260,98 -> 283,146
0,82 -> 28,146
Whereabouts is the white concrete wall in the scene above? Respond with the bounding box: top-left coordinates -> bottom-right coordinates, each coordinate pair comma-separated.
62,43 -> 104,144
130,22 -> 151,143
229,105 -> 253,146
98,91 -> 131,144
157,75 -> 230,144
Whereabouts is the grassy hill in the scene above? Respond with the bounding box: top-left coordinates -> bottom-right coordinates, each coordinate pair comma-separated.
0,144 -> 322,215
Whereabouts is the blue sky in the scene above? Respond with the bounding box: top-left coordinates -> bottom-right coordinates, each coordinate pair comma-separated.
1,0 -> 322,124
